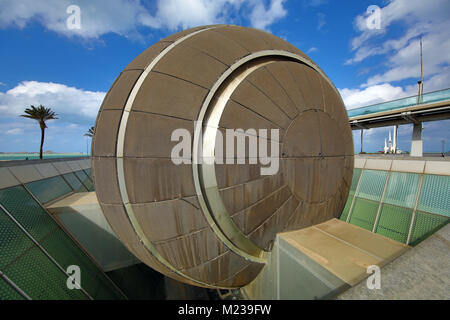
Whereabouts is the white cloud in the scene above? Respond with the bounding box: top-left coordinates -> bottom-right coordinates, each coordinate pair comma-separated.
347,0 -> 450,89
249,0 -> 287,30
341,0 -> 450,115
67,123 -> 79,129
317,12 -> 325,31
147,0 -> 243,31
307,47 -> 318,53
5,128 -> 24,135
0,81 -> 105,122
340,69 -> 449,112
0,0 -> 288,38
0,0 -> 149,39
339,83 -> 414,110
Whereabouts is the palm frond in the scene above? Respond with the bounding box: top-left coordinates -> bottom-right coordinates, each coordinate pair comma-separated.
84,126 -> 95,137
20,105 -> 58,122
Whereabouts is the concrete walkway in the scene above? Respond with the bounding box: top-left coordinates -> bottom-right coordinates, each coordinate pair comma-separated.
337,223 -> 450,299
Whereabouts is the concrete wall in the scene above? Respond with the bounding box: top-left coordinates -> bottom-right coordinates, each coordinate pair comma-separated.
354,155 -> 450,176
0,158 -> 91,189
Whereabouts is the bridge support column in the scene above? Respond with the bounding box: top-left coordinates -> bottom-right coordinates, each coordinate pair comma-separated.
411,122 -> 423,157
360,129 -> 364,153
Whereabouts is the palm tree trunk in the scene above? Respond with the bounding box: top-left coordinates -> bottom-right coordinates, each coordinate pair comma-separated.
40,127 -> 45,159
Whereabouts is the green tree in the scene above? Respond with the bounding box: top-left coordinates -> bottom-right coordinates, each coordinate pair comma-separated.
20,105 -> 58,159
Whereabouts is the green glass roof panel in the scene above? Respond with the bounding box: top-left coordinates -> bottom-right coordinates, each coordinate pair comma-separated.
409,211 -> 449,246
26,175 -> 72,204
41,228 -> 124,300
0,186 -> 59,241
350,168 -> 362,192
2,246 -> 87,300
340,191 -> 354,221
74,170 -> 94,192
418,175 -> 450,217
84,168 -> 92,179
384,172 -> 420,208
0,277 -> 26,300
375,204 -> 413,243
63,172 -> 88,193
356,170 -> 387,202
349,197 -> 379,231
0,207 -> 34,271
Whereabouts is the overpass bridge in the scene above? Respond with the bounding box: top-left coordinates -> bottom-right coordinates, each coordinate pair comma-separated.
348,88 -> 450,156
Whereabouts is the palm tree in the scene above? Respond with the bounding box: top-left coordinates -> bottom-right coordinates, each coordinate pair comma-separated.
84,126 -> 95,137
21,105 -> 58,159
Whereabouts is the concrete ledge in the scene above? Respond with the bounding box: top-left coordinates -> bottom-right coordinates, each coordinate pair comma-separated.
34,163 -> 60,179
424,161 -> 450,176
8,165 -> 43,184
364,159 -> 392,171
52,161 -> 74,175
0,167 -> 20,189
0,156 -> 89,167
79,159 -> 91,170
243,219 -> 409,299
391,159 -> 425,173
355,155 -> 450,176
354,158 -> 366,169
0,158 -> 92,187
281,219 -> 408,286
66,160 -> 83,172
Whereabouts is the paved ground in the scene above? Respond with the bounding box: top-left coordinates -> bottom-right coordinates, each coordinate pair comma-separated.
337,223 -> 450,299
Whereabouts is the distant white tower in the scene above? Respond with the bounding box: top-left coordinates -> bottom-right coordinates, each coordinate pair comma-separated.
384,138 -> 389,154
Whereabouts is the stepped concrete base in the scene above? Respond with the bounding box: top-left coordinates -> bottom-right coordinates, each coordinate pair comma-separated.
242,219 -> 409,300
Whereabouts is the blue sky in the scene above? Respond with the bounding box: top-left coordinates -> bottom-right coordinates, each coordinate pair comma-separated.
0,0 -> 449,153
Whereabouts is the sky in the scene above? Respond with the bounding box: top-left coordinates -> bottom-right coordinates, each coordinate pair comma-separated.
0,0 -> 449,154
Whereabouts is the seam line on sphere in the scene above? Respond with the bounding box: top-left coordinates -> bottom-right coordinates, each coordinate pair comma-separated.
283,200 -> 303,231
180,249 -> 230,272
179,43 -> 230,67
247,194 -> 295,237
265,65 -> 299,114
229,98 -> 285,130
209,28 -> 253,53
152,226 -> 210,245
230,184 -> 289,218
246,78 -> 293,121
282,62 -> 308,112
151,70 -> 210,91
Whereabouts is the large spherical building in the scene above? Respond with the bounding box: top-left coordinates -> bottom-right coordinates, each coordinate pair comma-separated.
92,25 -> 353,288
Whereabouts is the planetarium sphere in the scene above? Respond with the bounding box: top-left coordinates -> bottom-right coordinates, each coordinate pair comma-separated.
92,25 -> 353,288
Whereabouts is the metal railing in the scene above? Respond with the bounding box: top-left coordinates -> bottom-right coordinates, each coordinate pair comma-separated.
347,88 -> 450,118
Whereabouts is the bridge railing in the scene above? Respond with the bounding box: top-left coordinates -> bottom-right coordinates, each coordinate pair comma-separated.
347,88 -> 450,118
